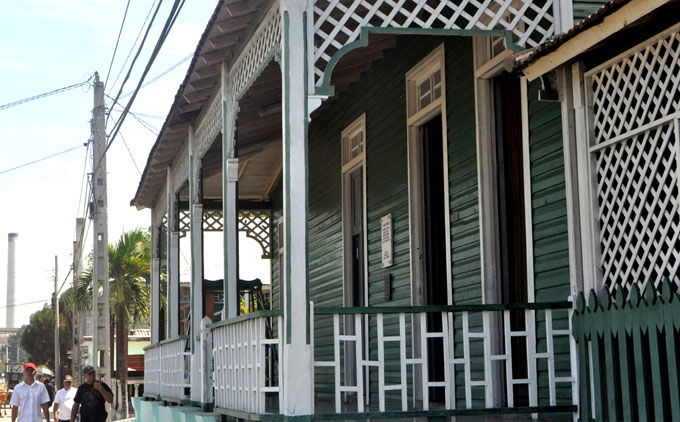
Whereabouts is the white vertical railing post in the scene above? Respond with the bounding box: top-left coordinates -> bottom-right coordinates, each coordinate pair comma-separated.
167,168 -> 180,339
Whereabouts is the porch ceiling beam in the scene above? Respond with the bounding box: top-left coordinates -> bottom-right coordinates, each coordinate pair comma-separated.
522,0 -> 668,81
224,1 -> 260,18
216,15 -> 253,33
183,87 -> 213,103
178,101 -> 205,115
200,49 -> 232,66
209,32 -> 242,50
195,64 -> 221,79
188,75 -> 219,91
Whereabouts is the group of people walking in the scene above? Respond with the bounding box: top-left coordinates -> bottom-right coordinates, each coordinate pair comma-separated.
9,363 -> 113,422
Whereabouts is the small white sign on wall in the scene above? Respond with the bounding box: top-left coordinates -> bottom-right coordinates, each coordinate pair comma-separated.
381,213 -> 393,268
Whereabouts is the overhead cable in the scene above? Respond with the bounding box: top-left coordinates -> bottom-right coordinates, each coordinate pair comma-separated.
108,0 -> 159,96
0,144 -> 86,176
95,0 -> 187,174
0,76 -> 93,111
104,0 -> 132,91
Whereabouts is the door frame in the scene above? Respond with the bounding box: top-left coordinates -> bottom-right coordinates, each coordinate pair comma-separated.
406,43 -> 453,309
405,44 -> 453,405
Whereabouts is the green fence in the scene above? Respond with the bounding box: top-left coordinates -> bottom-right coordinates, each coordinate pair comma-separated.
572,281 -> 680,421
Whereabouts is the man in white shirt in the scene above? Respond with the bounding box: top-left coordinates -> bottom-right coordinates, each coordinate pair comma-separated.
53,375 -> 76,422
9,362 -> 50,422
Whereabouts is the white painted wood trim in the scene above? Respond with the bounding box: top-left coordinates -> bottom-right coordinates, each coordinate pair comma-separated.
523,0 -> 669,81
521,77 -> 536,303
558,67 -> 585,296
225,158 -> 239,319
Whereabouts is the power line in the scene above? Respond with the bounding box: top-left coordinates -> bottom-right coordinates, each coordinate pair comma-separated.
0,143 -> 86,176
105,0 -> 166,128
109,113 -> 142,175
96,0 -> 187,174
0,299 -> 51,310
117,53 -> 192,100
0,76 -> 93,111
108,0 -> 159,96
104,0 -> 132,91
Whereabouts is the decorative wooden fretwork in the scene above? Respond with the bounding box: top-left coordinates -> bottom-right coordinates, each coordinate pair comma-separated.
174,209 -> 271,258
311,0 -> 556,88
238,210 -> 272,258
586,26 -> 680,291
228,2 -> 281,100
195,93 -> 223,160
203,210 -> 224,232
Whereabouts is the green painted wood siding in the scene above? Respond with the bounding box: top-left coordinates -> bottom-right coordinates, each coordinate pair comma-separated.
527,80 -> 571,408
572,0 -> 608,23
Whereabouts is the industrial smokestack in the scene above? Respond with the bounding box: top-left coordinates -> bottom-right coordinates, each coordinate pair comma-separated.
6,233 -> 18,328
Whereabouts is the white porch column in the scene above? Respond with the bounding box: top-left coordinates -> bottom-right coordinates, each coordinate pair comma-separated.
281,0 -> 314,415
189,125 -> 206,403
225,158 -> 239,319
150,216 -> 161,344
167,168 -> 180,338
222,63 -> 239,319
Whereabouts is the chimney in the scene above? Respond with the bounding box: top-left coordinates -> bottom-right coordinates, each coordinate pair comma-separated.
6,233 -> 18,328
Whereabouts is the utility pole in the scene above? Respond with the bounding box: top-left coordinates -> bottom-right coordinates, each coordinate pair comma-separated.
72,218 -> 85,382
91,72 -> 111,391
54,255 -> 61,388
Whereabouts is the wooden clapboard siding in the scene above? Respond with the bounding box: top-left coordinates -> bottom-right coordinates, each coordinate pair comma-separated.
526,79 -> 572,408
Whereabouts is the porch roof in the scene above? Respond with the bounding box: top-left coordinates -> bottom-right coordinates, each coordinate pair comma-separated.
131,0 -> 273,210
520,0 -> 671,80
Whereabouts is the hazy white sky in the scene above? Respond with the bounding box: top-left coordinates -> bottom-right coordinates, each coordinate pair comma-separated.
0,0 -> 269,328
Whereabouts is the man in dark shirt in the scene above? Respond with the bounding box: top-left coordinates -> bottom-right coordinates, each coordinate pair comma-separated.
70,366 -> 113,422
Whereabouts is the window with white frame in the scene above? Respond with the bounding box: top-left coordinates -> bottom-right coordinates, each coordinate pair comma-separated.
342,114 -> 366,170
406,44 -> 445,122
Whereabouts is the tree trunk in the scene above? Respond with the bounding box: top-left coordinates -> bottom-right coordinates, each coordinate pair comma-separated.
116,308 -> 129,419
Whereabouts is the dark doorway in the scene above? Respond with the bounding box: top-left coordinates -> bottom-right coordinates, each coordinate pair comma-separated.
493,71 -> 528,405
421,114 -> 447,401
349,166 -> 365,307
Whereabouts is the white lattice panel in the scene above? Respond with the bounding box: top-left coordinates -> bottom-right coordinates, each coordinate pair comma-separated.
229,2 -> 282,100
587,26 -> 680,291
144,344 -> 161,396
212,315 -> 283,414
590,30 -> 680,145
311,305 -> 574,413
195,93 -> 223,160
312,0 -> 555,86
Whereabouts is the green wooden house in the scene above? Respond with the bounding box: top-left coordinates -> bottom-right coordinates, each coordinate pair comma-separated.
128,0 -> 679,420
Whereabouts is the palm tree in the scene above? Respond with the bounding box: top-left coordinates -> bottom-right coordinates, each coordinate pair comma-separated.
78,228 -> 151,418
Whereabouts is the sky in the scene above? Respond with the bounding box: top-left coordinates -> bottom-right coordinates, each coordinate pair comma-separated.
0,0 -> 269,328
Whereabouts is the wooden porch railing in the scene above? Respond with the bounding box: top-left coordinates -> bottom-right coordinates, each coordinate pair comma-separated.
211,310 -> 283,416
311,301 -> 577,418
572,280 -> 680,421
142,336 -> 190,402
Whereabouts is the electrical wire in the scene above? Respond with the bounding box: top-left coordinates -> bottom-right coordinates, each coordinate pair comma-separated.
117,53 -> 192,100
109,113 -> 142,175
105,0 -> 166,128
0,144 -> 85,175
108,0 -> 159,96
95,0 -> 187,175
0,76 -> 93,111
104,0 -> 132,91
0,299 -> 51,310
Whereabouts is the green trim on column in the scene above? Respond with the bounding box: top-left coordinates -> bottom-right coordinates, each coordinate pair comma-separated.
222,100 -> 230,317
283,10 -> 292,345
189,154 -> 195,350
313,27 -> 522,96
303,10 -> 310,346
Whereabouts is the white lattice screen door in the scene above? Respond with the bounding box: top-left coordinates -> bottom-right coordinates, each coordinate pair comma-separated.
585,23 -> 680,292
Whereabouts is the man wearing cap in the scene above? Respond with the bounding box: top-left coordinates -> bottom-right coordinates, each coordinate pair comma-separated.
70,366 -> 112,422
53,375 -> 76,422
9,362 -> 51,422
